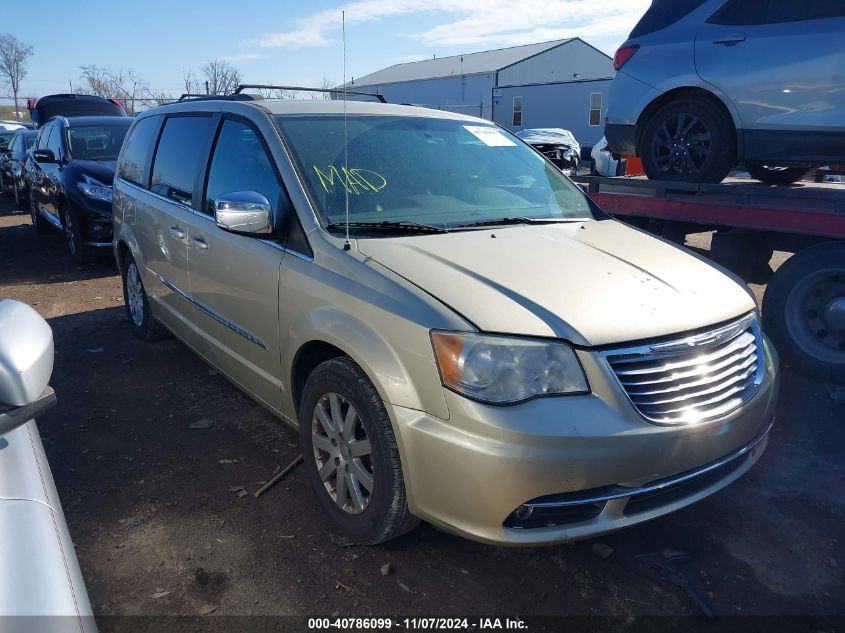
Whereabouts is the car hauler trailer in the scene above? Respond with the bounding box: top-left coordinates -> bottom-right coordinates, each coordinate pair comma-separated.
573,175 -> 845,383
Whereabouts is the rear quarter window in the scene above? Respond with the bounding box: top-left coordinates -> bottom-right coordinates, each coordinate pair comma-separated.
150,115 -> 213,207
629,0 -> 709,37
118,115 -> 162,187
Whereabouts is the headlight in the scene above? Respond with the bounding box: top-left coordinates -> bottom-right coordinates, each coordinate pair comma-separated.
431,332 -> 589,404
77,174 -> 113,202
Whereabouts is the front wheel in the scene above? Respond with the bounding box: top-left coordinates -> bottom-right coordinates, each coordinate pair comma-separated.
29,193 -> 50,234
62,205 -> 91,263
762,242 -> 845,383
640,98 -> 736,184
299,357 -> 419,544
747,164 -> 807,186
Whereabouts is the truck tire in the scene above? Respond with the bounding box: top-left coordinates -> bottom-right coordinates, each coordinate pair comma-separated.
641,98 -> 736,184
762,242 -> 845,383
710,231 -> 773,283
747,164 -> 807,186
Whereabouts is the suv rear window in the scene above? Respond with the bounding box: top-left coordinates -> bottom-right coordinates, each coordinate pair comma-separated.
629,0 -> 709,38
708,0 -> 845,25
118,115 -> 162,187
30,96 -> 124,126
150,116 -> 213,207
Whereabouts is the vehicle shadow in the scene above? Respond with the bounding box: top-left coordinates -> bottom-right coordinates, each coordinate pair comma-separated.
0,211 -> 117,287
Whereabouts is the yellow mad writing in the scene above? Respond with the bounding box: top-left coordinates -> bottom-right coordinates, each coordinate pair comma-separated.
313,166 -> 388,195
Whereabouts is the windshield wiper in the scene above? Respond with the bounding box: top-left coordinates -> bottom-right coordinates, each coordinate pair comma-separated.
453,216 -> 587,229
325,220 -> 449,235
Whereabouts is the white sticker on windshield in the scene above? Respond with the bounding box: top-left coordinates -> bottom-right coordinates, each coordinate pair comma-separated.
463,125 -> 516,147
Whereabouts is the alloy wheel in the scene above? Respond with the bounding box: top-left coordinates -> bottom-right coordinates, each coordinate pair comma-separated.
311,392 -> 374,515
651,112 -> 712,177
63,208 -> 77,256
125,262 -> 145,327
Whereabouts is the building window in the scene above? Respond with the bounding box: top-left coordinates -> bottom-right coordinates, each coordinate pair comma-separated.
589,93 -> 602,126
512,96 -> 522,127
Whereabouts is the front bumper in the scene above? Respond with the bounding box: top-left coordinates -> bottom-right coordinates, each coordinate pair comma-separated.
389,337 -> 779,546
69,195 -> 113,249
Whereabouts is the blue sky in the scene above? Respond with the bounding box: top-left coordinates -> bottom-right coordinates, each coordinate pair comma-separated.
2,0 -> 648,100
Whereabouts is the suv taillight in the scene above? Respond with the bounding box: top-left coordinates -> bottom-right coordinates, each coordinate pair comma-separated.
613,45 -> 639,71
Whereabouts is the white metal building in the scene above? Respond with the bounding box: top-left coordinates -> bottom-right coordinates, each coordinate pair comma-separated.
346,38 -> 614,147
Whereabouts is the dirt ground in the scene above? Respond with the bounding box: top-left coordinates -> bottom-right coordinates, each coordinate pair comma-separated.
1,195 -> 843,628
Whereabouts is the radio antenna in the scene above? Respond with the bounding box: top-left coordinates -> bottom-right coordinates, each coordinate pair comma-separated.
342,10 -> 351,251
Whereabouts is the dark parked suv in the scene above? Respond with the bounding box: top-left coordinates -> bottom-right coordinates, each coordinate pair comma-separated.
1,129 -> 37,205
27,94 -> 126,128
27,116 -> 132,261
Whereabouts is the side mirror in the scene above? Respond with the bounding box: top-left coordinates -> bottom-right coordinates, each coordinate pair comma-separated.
214,191 -> 273,236
0,300 -> 56,436
32,148 -> 56,164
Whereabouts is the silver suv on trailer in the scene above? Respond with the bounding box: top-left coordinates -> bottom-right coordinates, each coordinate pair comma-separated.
113,94 -> 778,545
606,0 -> 845,184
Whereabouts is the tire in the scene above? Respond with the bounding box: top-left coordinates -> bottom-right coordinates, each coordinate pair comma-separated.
710,231 -> 773,283
747,164 -> 807,186
762,242 -> 845,384
590,159 -> 598,176
29,192 -> 50,235
299,357 -> 419,544
640,98 -> 736,184
61,204 -> 91,263
121,252 -> 169,341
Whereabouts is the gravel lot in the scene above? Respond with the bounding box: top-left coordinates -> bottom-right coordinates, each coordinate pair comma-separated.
1,195 -> 843,627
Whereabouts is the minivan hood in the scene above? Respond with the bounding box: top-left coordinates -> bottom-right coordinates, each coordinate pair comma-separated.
73,159 -> 116,185
358,220 -> 755,346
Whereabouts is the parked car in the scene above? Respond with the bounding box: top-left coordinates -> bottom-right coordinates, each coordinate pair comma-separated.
27,93 -> 126,128
516,128 -> 580,174
114,97 -> 778,546
605,0 -> 845,184
0,129 -> 37,205
0,300 -> 95,628
590,136 -> 625,177
27,116 -> 132,261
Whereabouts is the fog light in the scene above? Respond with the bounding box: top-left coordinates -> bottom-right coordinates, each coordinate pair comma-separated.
91,222 -> 110,234
515,505 -> 534,521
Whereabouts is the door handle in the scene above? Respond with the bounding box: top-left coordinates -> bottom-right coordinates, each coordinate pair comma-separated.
168,225 -> 186,239
712,35 -> 746,45
191,235 -> 208,250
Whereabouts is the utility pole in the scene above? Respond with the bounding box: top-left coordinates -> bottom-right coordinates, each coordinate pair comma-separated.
205,80 -> 209,95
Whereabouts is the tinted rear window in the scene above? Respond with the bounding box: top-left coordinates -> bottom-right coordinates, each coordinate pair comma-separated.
630,0 -> 709,37
150,116 -> 213,207
709,0 -> 845,24
118,115 -> 162,187
32,98 -> 124,126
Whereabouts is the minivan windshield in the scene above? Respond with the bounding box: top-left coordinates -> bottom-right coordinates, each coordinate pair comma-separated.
66,124 -> 130,161
275,115 -> 594,231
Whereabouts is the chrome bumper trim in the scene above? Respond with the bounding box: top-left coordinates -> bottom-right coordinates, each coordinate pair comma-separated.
526,417 -> 773,509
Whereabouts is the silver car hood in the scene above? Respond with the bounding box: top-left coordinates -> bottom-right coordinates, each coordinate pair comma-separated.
358,220 -> 756,346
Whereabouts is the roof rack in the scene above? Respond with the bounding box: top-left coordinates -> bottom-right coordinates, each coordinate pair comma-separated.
176,92 -> 264,102
234,84 -> 387,103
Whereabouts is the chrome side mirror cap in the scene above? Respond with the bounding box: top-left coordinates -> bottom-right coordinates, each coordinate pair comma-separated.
0,300 -> 55,435
214,191 -> 273,236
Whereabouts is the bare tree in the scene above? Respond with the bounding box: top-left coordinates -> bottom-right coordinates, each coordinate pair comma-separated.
0,34 -> 34,119
182,70 -> 201,96
313,75 -> 335,100
79,65 -> 151,115
201,59 -> 241,96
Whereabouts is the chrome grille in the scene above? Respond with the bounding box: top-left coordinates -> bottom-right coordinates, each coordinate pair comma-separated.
603,313 -> 764,424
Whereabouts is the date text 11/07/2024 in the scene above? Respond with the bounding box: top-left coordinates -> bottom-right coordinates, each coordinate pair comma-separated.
307,617 -> 529,630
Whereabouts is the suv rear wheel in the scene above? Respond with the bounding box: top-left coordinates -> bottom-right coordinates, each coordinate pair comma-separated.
747,164 -> 807,186
641,98 -> 736,184
121,252 -> 169,341
299,357 -> 419,544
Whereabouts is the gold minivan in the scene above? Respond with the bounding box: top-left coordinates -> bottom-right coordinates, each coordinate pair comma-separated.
113,96 -> 779,545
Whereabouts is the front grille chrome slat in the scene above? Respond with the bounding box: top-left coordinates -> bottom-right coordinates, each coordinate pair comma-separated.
603,314 -> 765,424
